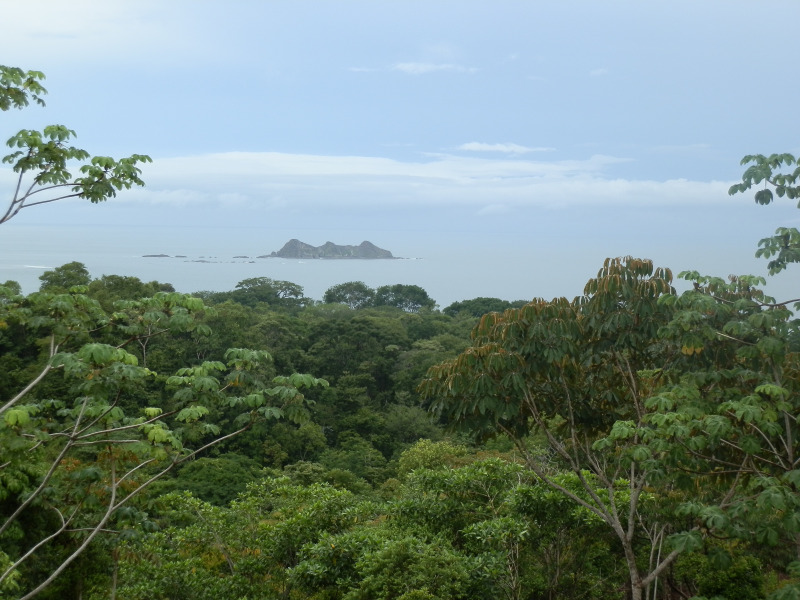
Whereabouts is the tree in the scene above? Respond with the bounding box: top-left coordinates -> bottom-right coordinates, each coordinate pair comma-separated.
442,297 -> 527,318
323,281 -> 375,309
373,284 -> 436,313
420,257 -> 690,600
230,277 -> 310,310
38,261 -> 91,292
87,274 -> 174,313
640,271 -> 800,594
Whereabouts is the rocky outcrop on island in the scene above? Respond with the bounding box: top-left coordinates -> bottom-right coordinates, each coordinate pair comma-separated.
262,239 -> 396,259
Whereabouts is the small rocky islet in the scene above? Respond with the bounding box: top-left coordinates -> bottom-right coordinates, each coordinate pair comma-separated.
142,239 -> 397,260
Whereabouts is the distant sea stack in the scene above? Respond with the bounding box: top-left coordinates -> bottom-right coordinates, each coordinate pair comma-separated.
264,239 -> 395,259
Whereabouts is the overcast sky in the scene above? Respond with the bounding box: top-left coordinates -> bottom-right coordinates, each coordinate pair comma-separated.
1,0 -> 799,301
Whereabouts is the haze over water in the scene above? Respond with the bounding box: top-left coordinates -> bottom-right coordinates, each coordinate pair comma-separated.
2,205 -> 797,309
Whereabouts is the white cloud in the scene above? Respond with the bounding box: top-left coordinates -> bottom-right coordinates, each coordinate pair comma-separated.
0,150 -> 737,225
458,142 -> 554,154
392,62 -> 476,75
590,67 -> 609,77
109,151 -> 731,213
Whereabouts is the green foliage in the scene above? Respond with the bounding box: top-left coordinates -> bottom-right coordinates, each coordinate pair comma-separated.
729,153 -> 800,275
152,453 -> 265,506
421,256 -> 675,439
442,297 -> 527,318
229,276 -> 310,310
292,527 -> 387,598
2,126 -> 151,225
419,257 -> 709,599
1,65 -> 151,226
382,405 -> 443,449
0,65 -> 46,111
0,284 -> 326,598
343,535 -> 471,600
323,281 -> 376,309
675,546 -> 766,599
374,284 -> 436,313
396,439 -> 469,479
319,433 -> 389,484
88,274 -> 175,312
38,261 -> 91,292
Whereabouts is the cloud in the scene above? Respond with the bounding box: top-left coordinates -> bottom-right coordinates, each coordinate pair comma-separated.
590,67 -> 609,77
458,142 -> 555,154
98,151 -> 731,214
0,150 -> 738,230
392,62 -> 476,75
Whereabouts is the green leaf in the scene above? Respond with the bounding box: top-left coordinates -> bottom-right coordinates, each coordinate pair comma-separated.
669,530 -> 703,553
176,405 -> 210,422
4,407 -> 31,427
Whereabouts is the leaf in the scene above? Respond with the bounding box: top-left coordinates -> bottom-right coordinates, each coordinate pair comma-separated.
4,407 -> 31,427
668,530 -> 703,553
176,405 -> 210,422
757,487 -> 786,511
258,406 -> 283,420
755,523 -> 780,546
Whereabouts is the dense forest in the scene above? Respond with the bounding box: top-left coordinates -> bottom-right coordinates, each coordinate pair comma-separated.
3,67 -> 800,600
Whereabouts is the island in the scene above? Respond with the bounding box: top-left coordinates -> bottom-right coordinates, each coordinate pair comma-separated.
260,239 -> 396,259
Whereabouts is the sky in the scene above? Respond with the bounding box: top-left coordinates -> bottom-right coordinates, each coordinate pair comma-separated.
1,0 -> 799,303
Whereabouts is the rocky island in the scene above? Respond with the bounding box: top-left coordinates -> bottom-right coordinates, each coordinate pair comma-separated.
261,239 -> 396,259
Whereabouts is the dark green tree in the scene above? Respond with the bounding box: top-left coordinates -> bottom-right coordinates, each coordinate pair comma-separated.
374,284 -> 436,313
38,262 -> 91,292
443,297 -> 527,318
87,274 -> 174,313
323,281 -> 376,309
230,277 -> 309,310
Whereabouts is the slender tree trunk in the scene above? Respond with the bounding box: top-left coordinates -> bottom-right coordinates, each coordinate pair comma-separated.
110,547 -> 118,600
622,540 -> 644,600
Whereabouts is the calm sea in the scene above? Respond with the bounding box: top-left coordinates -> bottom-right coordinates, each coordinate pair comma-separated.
0,224 -> 584,308
2,219 -> 793,308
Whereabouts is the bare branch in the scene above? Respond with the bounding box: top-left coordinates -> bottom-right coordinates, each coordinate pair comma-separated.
0,394 -> 90,536
0,336 -> 58,418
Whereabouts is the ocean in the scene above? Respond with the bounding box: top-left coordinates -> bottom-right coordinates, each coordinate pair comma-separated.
1,209 -> 795,309
0,223 -> 581,308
